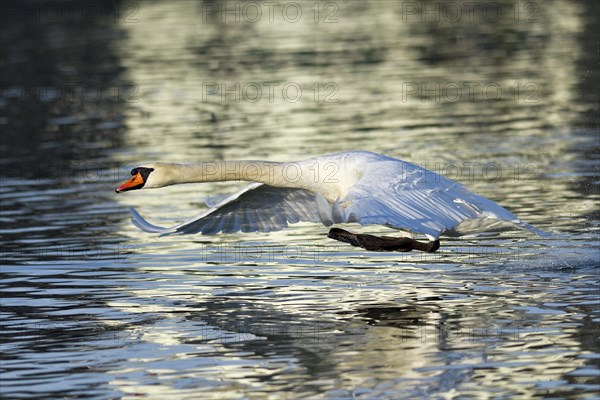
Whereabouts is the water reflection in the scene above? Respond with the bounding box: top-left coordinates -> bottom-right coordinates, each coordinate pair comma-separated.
0,0 -> 135,265
0,0 -> 598,398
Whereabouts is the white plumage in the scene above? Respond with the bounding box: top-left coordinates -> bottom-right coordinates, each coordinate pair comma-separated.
119,151 -> 547,240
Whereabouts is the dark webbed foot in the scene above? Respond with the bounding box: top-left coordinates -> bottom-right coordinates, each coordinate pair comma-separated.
328,228 -> 440,253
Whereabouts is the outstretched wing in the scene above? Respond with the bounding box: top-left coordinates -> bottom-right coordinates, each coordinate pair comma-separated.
338,161 -> 547,240
130,183 -> 329,236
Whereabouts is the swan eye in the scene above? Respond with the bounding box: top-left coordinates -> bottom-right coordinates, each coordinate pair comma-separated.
131,168 -> 138,176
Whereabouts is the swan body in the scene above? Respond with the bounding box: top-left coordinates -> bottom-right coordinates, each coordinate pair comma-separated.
116,151 -> 546,241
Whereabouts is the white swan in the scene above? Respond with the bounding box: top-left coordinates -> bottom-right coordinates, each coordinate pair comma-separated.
115,151 -> 547,252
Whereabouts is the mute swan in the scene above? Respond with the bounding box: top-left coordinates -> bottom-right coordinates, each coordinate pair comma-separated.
116,151 -> 547,252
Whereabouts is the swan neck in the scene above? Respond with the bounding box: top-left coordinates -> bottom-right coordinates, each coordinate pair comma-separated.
170,161 -> 290,186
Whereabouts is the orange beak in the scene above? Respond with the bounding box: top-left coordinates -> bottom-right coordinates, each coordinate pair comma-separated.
115,172 -> 145,193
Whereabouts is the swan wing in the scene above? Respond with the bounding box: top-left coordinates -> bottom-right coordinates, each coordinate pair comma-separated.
343,161 -> 545,239
130,183 -> 327,236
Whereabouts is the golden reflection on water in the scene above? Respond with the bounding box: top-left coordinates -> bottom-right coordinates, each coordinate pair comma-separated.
3,0 -> 599,398
1,1 -> 597,398
99,0 -> 600,398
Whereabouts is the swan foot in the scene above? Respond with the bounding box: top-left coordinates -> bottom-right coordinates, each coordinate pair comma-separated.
328,228 -> 440,253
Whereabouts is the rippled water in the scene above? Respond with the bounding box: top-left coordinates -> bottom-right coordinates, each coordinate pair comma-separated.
1,0 -> 599,398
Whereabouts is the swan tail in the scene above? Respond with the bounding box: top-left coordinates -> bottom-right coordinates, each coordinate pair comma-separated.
130,208 -> 176,236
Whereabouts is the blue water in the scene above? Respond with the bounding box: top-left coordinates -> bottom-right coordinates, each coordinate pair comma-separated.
1,1 -> 598,398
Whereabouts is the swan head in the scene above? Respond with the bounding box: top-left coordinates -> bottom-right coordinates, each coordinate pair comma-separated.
115,166 -> 156,193
116,162 -> 189,192
117,162 -> 207,192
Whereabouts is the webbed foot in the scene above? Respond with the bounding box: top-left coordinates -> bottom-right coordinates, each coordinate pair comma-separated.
328,228 -> 440,253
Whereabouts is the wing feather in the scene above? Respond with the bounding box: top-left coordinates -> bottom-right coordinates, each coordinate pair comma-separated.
130,183 -> 323,236
342,160 -> 532,239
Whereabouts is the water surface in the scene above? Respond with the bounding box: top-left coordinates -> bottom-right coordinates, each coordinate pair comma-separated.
1,1 -> 598,398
